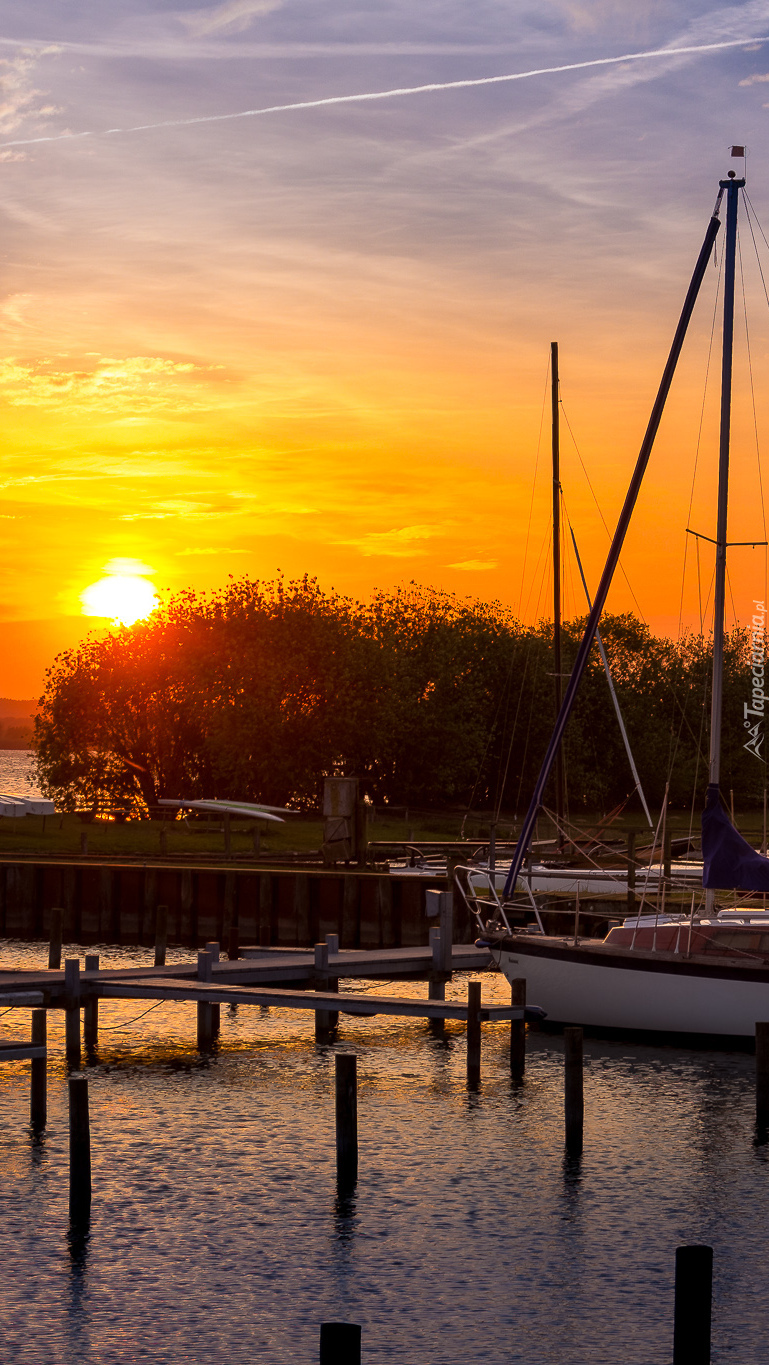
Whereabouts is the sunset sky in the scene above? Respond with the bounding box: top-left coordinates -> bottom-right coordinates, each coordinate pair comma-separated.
3,1 -> 769,695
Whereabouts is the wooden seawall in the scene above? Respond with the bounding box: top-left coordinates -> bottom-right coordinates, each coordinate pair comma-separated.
0,859 -> 474,950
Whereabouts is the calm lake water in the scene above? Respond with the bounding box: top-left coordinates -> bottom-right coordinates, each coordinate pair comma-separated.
0,943 -> 766,1363
0,751 -> 41,800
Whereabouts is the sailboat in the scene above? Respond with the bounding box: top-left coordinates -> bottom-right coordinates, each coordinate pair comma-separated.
466,161 -> 769,1040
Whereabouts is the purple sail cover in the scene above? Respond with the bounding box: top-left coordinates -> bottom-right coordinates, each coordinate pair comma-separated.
701,783 -> 769,890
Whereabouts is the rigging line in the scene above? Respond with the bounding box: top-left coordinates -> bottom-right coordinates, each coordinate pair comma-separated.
679,245 -> 723,639
563,505 -> 654,828
559,402 -> 647,623
726,563 -> 739,633
494,631 -> 537,823
520,524 -> 552,624
738,224 -> 768,544
696,536 -> 704,635
743,191 -> 769,280
517,354 -> 551,620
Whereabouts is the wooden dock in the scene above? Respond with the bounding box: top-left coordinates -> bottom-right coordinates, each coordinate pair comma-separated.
0,942 -> 498,1022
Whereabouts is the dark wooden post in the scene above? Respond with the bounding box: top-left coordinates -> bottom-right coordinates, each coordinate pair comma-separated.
510,978 -> 526,1079
326,935 -> 339,1029
64,958 -> 81,1068
626,831 -> 636,914
154,904 -> 168,968
564,1026 -> 584,1153
84,953 -> 99,1053
30,1009 -> 47,1130
335,1053 -> 358,1187
227,918 -> 240,961
69,1076 -> 91,1221
673,1244 -> 713,1365
196,950 -> 214,1050
757,1022 -> 769,1123
252,827 -> 261,856
223,812 -> 232,859
319,1323 -> 361,1365
315,942 -> 331,1041
48,907 -> 63,970
428,927 -> 446,1031
80,832 -> 88,857
354,799 -> 369,866
467,980 -> 482,1088
205,942 -> 221,1037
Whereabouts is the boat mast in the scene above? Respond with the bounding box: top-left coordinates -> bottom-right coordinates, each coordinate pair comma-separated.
552,341 -> 565,839
706,171 -> 744,912
503,196 -> 722,900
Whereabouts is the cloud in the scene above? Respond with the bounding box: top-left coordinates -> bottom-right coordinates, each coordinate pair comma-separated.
120,499 -> 223,521
180,0 -> 284,39
340,524 -> 440,558
177,546 -> 246,555
0,48 -> 60,137
447,559 -> 498,571
0,355 -> 208,412
739,69 -> 769,80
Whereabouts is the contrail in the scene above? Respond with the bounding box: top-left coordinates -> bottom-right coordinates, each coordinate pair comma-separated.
1,34 -> 763,148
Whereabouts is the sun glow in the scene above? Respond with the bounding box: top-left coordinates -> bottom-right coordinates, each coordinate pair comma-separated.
81,560 -> 158,626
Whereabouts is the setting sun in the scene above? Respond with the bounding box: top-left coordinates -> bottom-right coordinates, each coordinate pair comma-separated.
80,559 -> 158,626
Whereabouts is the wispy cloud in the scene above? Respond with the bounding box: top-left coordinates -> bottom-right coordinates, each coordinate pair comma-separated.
0,34 -> 763,148
0,355 -> 209,411
180,0 -> 285,39
340,525 -> 440,558
447,559 -> 498,571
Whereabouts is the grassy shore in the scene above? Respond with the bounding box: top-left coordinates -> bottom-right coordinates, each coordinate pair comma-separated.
0,802 -> 758,862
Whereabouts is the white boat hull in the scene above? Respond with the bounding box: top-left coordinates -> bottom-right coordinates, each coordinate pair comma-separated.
494,935 -> 769,1038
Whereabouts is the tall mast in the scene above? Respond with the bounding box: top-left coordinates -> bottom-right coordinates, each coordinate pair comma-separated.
551,341 -> 565,837
503,196 -> 722,900
705,171 -> 743,911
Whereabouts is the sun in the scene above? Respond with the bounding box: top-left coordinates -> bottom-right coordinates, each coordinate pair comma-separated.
80,559 -> 159,626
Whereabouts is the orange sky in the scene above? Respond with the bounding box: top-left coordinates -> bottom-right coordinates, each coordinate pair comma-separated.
2,5 -> 769,696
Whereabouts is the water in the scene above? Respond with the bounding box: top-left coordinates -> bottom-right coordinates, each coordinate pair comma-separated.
0,945 -> 766,1361
0,751 -> 40,799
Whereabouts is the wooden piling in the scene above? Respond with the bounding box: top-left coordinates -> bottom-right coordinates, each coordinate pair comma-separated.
325,935 -> 339,1028
757,1022 -> 769,1123
223,813 -> 231,859
154,904 -> 168,968
335,1053 -> 358,1186
30,1009 -> 46,1130
205,942 -> 221,1036
68,1076 -> 91,1221
564,1026 -> 584,1153
319,1323 -> 361,1365
227,920 -> 240,961
48,906 -> 63,970
673,1244 -> 713,1365
510,978 -> 526,1079
196,950 -> 214,1050
315,942 -> 331,1041
80,832 -> 88,857
84,953 -> 99,1053
64,958 -> 81,1068
428,927 -> 446,1031
467,980 -> 482,1088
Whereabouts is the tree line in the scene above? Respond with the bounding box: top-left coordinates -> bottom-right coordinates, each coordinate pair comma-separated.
33,574 -> 766,819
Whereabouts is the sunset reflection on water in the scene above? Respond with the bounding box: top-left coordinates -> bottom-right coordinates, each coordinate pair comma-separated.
0,940 -> 766,1363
